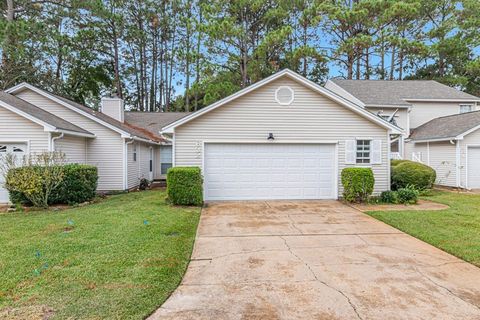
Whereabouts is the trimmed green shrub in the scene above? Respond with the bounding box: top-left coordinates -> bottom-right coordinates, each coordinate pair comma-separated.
380,190 -> 398,204
341,168 -> 375,203
397,185 -> 419,204
7,164 -> 98,206
391,159 -> 409,167
49,164 -> 98,205
391,160 -> 436,190
167,167 -> 203,206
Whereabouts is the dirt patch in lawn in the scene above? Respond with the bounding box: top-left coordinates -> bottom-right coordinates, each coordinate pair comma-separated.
0,305 -> 54,320
351,199 -> 449,212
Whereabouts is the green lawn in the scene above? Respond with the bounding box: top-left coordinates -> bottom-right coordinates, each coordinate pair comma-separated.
367,190 -> 480,267
0,189 -> 200,319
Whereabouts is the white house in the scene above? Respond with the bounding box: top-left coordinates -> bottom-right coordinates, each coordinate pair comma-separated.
325,79 -> 480,189
0,83 -> 187,203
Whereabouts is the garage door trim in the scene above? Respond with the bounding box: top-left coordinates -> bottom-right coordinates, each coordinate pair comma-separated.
466,144 -> 480,189
201,141 -> 339,201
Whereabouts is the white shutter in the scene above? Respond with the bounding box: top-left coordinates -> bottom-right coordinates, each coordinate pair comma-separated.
345,140 -> 356,164
371,140 -> 382,164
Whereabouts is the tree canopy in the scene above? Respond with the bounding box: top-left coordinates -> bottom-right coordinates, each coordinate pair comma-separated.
1,0 -> 479,111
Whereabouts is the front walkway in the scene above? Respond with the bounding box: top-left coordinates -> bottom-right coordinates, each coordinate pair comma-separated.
149,201 -> 480,320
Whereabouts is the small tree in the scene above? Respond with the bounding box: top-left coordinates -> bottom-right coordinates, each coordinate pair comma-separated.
2,152 -> 66,208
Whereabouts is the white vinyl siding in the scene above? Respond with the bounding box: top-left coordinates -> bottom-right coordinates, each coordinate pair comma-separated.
174,77 -> 390,196
127,141 -> 152,189
366,107 -> 409,133
54,134 -> 87,164
409,102 -> 475,129
413,141 -> 457,187
0,106 -> 49,153
15,89 -> 124,190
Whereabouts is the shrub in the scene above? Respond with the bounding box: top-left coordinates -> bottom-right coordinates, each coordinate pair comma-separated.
391,160 -> 436,190
380,190 -> 398,204
341,168 -> 375,203
391,159 -> 409,167
49,164 -> 98,205
7,163 -> 98,206
167,167 -> 203,206
397,185 -> 419,204
138,178 -> 150,190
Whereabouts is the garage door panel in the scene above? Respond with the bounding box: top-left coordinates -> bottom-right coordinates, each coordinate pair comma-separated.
204,143 -> 336,200
468,147 -> 480,189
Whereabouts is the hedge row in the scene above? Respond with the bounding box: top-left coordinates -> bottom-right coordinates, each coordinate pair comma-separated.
7,164 -> 98,205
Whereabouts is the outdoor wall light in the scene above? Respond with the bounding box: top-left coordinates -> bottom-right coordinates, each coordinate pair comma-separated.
267,133 -> 275,140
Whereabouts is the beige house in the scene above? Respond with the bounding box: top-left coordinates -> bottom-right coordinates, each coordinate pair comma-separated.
0,83 -> 187,203
162,69 -> 401,201
325,79 -> 480,189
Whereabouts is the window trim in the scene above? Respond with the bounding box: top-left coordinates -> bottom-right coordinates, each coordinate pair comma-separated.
355,139 -> 371,164
275,86 -> 295,105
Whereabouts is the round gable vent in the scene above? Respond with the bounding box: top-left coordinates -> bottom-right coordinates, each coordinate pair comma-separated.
275,86 -> 294,105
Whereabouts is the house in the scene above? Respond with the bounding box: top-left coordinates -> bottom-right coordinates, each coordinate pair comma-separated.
325,79 -> 480,189
0,83 -> 188,203
161,69 -> 401,201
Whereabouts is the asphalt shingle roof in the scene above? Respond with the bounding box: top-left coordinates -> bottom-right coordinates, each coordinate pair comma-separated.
0,91 -> 93,135
331,79 -> 480,106
124,112 -> 190,136
40,90 -> 165,142
409,111 -> 480,141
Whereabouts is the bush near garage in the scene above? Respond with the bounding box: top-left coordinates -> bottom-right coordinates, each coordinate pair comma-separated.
341,167 -> 375,203
380,190 -> 398,204
7,164 -> 98,206
167,167 -> 203,206
391,160 -> 436,190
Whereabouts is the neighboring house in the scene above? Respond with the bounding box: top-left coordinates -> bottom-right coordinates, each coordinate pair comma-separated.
325,79 -> 480,189
162,69 -> 401,201
0,83 -> 188,203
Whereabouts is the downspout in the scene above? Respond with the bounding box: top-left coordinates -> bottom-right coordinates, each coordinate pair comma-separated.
124,138 -> 134,190
51,133 -> 64,151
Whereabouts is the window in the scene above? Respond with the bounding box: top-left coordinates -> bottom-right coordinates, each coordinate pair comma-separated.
133,143 -> 137,161
13,146 -> 24,153
160,145 -> 172,175
460,104 -> 473,114
356,140 -> 371,164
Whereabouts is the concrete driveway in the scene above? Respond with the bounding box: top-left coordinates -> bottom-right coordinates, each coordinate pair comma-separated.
150,201 -> 480,320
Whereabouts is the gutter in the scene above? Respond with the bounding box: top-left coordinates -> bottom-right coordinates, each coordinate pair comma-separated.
51,133 -> 64,151
124,138 -> 134,190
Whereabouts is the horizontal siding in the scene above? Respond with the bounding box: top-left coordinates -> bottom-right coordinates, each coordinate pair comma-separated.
410,102 -> 465,129
54,134 -> 86,164
175,77 -> 390,196
414,141 -> 457,187
15,89 -> 124,190
366,107 -> 408,133
0,106 -> 49,153
460,128 -> 480,188
127,142 -> 153,189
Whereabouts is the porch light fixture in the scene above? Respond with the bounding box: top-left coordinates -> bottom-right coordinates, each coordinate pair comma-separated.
267,133 -> 275,140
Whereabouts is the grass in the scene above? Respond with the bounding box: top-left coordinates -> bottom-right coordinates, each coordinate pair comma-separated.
0,189 -> 201,319
367,190 -> 480,267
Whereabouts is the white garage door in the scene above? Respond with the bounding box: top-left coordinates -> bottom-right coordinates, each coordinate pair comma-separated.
467,147 -> 480,189
204,143 -> 336,200
0,143 -> 27,203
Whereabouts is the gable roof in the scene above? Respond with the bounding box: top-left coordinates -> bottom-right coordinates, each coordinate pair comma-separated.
0,91 -> 94,137
330,79 -> 480,107
162,69 -> 402,134
124,112 -> 190,136
409,111 -> 480,142
6,83 -> 165,143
